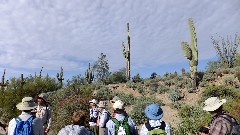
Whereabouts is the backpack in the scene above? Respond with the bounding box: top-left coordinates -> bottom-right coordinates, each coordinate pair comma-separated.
219,115 -> 240,135
112,116 -> 130,135
13,116 -> 35,135
145,121 -> 166,135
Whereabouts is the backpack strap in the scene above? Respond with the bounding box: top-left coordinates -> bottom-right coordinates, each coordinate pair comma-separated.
145,121 -> 166,131
112,116 -> 130,135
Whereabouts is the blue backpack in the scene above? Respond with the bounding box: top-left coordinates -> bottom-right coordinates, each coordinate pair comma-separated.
13,116 -> 35,135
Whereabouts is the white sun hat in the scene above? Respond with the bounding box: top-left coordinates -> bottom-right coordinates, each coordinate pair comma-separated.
16,97 -> 37,111
89,99 -> 98,104
203,97 -> 226,112
113,100 -> 125,110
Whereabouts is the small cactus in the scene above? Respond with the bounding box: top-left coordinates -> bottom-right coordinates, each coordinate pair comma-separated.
85,63 -> 94,84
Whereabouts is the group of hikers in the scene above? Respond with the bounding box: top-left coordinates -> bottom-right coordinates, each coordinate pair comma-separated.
2,93 -> 240,135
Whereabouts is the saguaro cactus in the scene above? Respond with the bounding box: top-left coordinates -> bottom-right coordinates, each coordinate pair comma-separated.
0,69 -> 8,90
85,63 -> 94,84
181,18 -> 198,90
122,23 -> 131,81
20,74 -> 25,87
39,67 -> 43,78
57,67 -> 64,88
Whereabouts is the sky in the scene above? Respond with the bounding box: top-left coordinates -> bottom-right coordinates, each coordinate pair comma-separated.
0,0 -> 239,81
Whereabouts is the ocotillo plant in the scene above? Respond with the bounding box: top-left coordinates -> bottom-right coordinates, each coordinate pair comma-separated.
122,23 -> 131,81
0,69 -> 8,90
85,63 -> 94,84
20,74 -> 25,88
181,18 -> 198,91
57,67 -> 64,88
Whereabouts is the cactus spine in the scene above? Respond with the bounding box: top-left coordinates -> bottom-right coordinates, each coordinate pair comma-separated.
122,23 -> 131,81
181,18 -> 198,90
85,63 -> 94,84
57,67 -> 64,88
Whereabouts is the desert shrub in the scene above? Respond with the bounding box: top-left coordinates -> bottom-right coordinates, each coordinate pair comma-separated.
234,66 -> 240,81
173,105 -> 212,135
106,69 -> 127,84
223,76 -> 235,86
206,61 -> 221,72
130,96 -> 164,125
170,101 -> 183,110
132,73 -> 143,83
167,89 -> 182,102
136,83 -> 145,94
157,84 -> 169,94
149,81 -> 159,94
126,81 -> 137,89
115,93 -> 135,105
95,85 -> 112,100
201,71 -> 216,82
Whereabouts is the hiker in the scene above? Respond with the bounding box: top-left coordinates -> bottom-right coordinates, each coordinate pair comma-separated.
58,110 -> 94,135
109,96 -> 121,117
8,97 -> 44,135
89,99 -> 99,135
105,100 -> 138,135
97,101 -> 111,135
36,93 -> 52,135
200,97 -> 240,135
140,104 -> 171,135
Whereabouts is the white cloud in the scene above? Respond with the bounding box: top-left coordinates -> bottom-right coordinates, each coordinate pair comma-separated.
0,0 -> 239,79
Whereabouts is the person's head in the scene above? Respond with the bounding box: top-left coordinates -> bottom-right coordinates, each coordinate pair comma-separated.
16,97 -> 37,112
97,101 -> 107,112
203,97 -> 226,117
113,100 -> 125,114
71,110 -> 87,126
37,93 -> 48,106
89,99 -> 98,108
144,104 -> 164,120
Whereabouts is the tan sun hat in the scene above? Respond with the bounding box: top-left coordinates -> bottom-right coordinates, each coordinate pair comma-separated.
98,101 -> 107,108
203,97 -> 226,111
38,93 -> 48,102
16,97 -> 37,111
110,96 -> 121,103
89,99 -> 98,104
113,100 -> 125,110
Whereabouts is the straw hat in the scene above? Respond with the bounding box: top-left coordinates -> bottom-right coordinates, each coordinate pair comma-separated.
113,100 -> 125,110
98,101 -> 107,108
38,93 -> 48,102
89,99 -> 98,104
16,97 -> 37,111
110,96 -> 120,103
144,104 -> 163,120
203,97 -> 226,112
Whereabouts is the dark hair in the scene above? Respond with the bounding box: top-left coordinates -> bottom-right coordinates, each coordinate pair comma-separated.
71,111 -> 87,126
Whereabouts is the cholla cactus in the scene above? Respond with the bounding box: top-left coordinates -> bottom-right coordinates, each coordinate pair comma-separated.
85,63 -> 94,84
122,23 -> 131,81
57,67 -> 64,88
181,18 -> 198,90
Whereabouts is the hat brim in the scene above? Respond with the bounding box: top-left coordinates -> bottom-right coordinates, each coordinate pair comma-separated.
144,109 -> 163,120
16,102 -> 37,111
203,99 -> 226,111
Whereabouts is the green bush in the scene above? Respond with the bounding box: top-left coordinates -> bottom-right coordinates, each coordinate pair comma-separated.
167,89 -> 182,102
106,70 -> 127,84
157,84 -> 169,94
132,73 -> 143,83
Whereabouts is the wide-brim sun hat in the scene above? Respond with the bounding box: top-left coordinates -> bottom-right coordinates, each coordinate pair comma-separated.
113,100 -> 125,110
110,96 -> 120,103
144,104 -> 163,120
89,99 -> 98,104
38,93 -> 48,102
98,101 -> 107,108
203,97 -> 226,112
16,97 -> 37,111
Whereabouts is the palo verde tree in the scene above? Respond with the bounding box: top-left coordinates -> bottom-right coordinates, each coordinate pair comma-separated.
93,53 -> 110,83
211,34 -> 239,68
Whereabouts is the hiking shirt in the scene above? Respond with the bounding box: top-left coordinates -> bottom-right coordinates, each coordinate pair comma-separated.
209,114 -> 232,135
57,125 -> 94,135
8,112 -> 44,135
99,109 -> 111,128
140,119 -> 171,135
105,113 -> 138,135
89,108 -> 98,126
36,105 -> 52,129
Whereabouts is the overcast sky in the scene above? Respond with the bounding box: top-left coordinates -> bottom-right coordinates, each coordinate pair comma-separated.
0,0 -> 239,80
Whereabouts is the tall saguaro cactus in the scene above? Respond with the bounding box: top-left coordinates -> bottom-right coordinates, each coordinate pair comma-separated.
85,63 -> 94,84
122,23 -> 131,81
181,18 -> 198,91
57,67 -> 64,88
20,74 -> 25,88
0,69 -> 8,90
